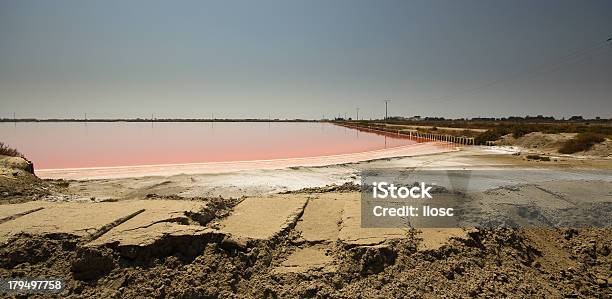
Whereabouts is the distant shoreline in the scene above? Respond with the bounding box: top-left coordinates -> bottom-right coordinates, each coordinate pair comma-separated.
0,118 -> 320,123
1,117 -> 609,124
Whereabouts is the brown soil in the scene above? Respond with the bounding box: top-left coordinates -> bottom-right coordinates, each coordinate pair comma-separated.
0,187 -> 610,298
0,226 -> 609,298
281,182 -> 361,194
0,155 -> 72,204
0,171 -> 51,204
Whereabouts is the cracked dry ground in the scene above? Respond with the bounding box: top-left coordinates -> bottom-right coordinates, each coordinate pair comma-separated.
0,190 -> 610,298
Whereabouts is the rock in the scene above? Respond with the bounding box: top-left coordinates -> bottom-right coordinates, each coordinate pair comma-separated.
221,235 -> 249,251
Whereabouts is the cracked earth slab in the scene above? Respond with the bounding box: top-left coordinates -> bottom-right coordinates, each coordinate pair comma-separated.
293,193 -> 346,243
281,192 -> 470,275
218,194 -> 309,241
87,200 -> 211,247
0,200 -> 214,246
0,201 -> 147,243
88,200 -> 215,246
0,193 -> 482,258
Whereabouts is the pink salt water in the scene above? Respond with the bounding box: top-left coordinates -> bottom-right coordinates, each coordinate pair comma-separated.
0,122 -> 424,170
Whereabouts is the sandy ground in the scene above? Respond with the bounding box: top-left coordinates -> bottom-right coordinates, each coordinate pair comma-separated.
0,146 -> 611,297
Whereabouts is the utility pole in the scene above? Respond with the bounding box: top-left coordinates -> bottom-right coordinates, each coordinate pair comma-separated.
356,108 -> 359,121
384,99 -> 391,122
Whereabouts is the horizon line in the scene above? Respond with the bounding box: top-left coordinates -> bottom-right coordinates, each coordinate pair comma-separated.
0,116 -> 610,122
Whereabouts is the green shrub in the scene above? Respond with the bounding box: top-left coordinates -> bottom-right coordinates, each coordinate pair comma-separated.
0,142 -> 22,157
558,133 -> 606,154
475,128 -> 510,145
511,126 -> 534,138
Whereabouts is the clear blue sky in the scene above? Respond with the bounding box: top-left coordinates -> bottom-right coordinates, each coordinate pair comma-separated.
1,0 -> 611,119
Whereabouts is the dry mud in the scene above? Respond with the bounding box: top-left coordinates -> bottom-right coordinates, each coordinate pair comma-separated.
0,190 -> 610,298
0,223 -> 610,298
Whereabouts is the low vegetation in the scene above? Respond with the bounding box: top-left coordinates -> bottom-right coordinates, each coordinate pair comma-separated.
344,119 -> 612,146
474,124 -> 612,145
558,133 -> 606,154
0,142 -> 22,157
337,120 -> 612,156
471,126 -> 536,144
376,118 -> 612,135
474,128 -> 510,145
526,154 -> 551,161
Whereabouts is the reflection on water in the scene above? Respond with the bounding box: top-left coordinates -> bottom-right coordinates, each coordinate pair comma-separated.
0,122 -> 419,169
